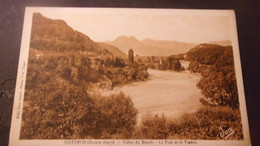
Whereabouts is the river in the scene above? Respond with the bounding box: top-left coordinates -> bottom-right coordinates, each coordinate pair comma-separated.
101,69 -> 203,123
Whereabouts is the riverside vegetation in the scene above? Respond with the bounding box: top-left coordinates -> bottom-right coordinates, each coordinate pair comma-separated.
133,44 -> 243,140
21,51 -> 147,139
20,13 -> 243,139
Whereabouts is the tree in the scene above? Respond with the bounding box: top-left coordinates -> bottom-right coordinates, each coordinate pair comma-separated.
20,83 -> 96,139
187,45 -> 239,108
96,92 -> 138,138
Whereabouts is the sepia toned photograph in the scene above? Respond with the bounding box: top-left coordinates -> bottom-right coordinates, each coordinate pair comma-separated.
9,8 -> 250,146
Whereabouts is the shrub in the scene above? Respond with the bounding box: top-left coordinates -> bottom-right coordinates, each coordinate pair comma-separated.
92,92 -> 138,138
21,87 -> 138,139
137,114 -> 168,139
20,84 -> 96,139
135,106 -> 243,140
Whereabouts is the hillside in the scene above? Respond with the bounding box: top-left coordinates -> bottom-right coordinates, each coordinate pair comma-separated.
97,43 -> 127,58
205,40 -> 232,46
30,13 -> 124,57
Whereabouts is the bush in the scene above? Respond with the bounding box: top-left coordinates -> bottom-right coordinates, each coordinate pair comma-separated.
92,92 -> 138,138
135,106 -> 243,140
21,84 -> 96,139
21,87 -> 138,139
104,64 -> 148,87
137,114 -> 168,139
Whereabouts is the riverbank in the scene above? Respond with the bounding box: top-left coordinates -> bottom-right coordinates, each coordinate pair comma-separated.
98,69 -> 203,123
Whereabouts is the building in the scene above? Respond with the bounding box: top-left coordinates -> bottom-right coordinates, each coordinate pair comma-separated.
128,49 -> 134,64
168,55 -> 182,71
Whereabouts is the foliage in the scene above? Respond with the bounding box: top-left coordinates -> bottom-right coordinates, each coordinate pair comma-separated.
21,48 -> 145,139
145,57 -> 184,72
187,44 -> 239,108
197,66 -> 238,108
104,63 -> 148,87
135,106 -> 243,140
20,13 -> 243,140
92,92 -> 138,138
21,83 -> 93,139
21,81 -> 138,139
136,114 -> 168,139
158,59 -> 168,70
104,56 -> 126,68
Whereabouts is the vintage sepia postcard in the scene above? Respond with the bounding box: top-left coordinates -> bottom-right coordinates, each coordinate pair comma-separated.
9,7 -> 251,146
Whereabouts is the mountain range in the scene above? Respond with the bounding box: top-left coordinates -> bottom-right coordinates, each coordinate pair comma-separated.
31,13 -> 232,58
105,36 -> 231,56
105,36 -> 196,56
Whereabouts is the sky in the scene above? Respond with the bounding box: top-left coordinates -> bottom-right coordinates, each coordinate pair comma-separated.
38,8 -> 232,43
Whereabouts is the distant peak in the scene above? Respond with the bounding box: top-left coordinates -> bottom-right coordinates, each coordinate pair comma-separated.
114,35 -> 139,42
129,35 -> 137,39
114,36 -> 127,41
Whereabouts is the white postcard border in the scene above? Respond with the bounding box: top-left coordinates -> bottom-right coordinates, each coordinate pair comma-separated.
9,7 -> 251,146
